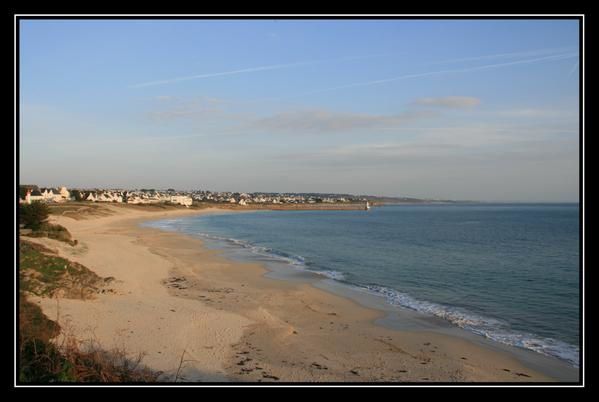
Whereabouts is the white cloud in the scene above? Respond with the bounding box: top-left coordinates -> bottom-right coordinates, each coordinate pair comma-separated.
495,108 -> 578,119
147,97 -> 227,121
415,96 -> 481,108
278,123 -> 578,164
252,109 -> 438,133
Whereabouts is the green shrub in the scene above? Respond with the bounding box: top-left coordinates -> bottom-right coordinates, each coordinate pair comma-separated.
20,202 -> 50,230
26,223 -> 76,245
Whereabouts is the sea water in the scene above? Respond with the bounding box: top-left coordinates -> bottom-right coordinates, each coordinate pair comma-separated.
143,203 -> 580,367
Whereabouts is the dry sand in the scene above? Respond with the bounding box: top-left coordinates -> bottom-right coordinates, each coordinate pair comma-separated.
26,204 -> 567,382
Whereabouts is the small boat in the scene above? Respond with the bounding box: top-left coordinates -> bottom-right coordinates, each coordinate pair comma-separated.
365,201 -> 371,210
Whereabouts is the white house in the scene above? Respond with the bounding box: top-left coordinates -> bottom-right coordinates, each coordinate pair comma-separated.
170,195 -> 193,207
100,193 -> 122,202
24,189 -> 44,204
84,192 -> 119,203
41,188 -> 64,203
59,186 -> 70,200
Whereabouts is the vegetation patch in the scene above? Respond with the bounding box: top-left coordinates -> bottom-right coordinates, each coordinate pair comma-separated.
19,294 -> 159,383
19,239 -> 157,383
20,201 -> 50,231
19,293 -> 61,343
24,222 -> 77,246
19,240 -> 111,299
20,202 -> 77,245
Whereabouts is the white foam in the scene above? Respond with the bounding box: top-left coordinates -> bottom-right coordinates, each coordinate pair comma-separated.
359,284 -> 579,367
309,269 -> 346,281
191,232 -> 348,281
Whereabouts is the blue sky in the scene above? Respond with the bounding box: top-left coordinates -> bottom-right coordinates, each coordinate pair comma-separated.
19,19 -> 580,201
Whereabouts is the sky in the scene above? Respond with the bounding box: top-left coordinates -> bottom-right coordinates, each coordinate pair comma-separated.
19,19 -> 580,202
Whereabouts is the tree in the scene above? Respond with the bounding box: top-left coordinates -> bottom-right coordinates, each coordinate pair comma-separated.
19,186 -> 35,200
20,202 -> 50,230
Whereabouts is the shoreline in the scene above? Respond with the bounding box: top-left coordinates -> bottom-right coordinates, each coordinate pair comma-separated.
144,210 -> 579,381
29,204 -> 578,382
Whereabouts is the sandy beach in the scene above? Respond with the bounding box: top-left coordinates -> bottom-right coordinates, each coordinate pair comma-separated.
25,204 -> 576,382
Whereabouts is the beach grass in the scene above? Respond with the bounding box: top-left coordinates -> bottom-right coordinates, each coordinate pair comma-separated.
19,240 -> 107,299
19,294 -> 160,383
18,238 -> 159,383
23,222 -> 77,245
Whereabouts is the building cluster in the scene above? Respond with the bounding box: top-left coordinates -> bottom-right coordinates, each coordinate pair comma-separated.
22,187 -> 71,204
20,186 -> 367,208
122,190 -> 193,207
82,189 -> 193,207
189,190 -> 363,205
20,187 -> 193,207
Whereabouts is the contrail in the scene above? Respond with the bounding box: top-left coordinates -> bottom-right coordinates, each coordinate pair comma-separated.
131,62 -> 313,88
428,46 -> 575,65
567,60 -> 579,77
130,53 -> 388,88
277,52 -> 578,100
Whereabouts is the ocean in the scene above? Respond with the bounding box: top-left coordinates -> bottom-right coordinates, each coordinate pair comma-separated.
143,203 -> 580,367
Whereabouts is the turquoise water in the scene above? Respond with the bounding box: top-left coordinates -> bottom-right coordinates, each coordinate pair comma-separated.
144,204 -> 580,367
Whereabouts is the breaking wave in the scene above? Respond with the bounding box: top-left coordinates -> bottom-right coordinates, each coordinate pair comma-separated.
359,284 -> 579,367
